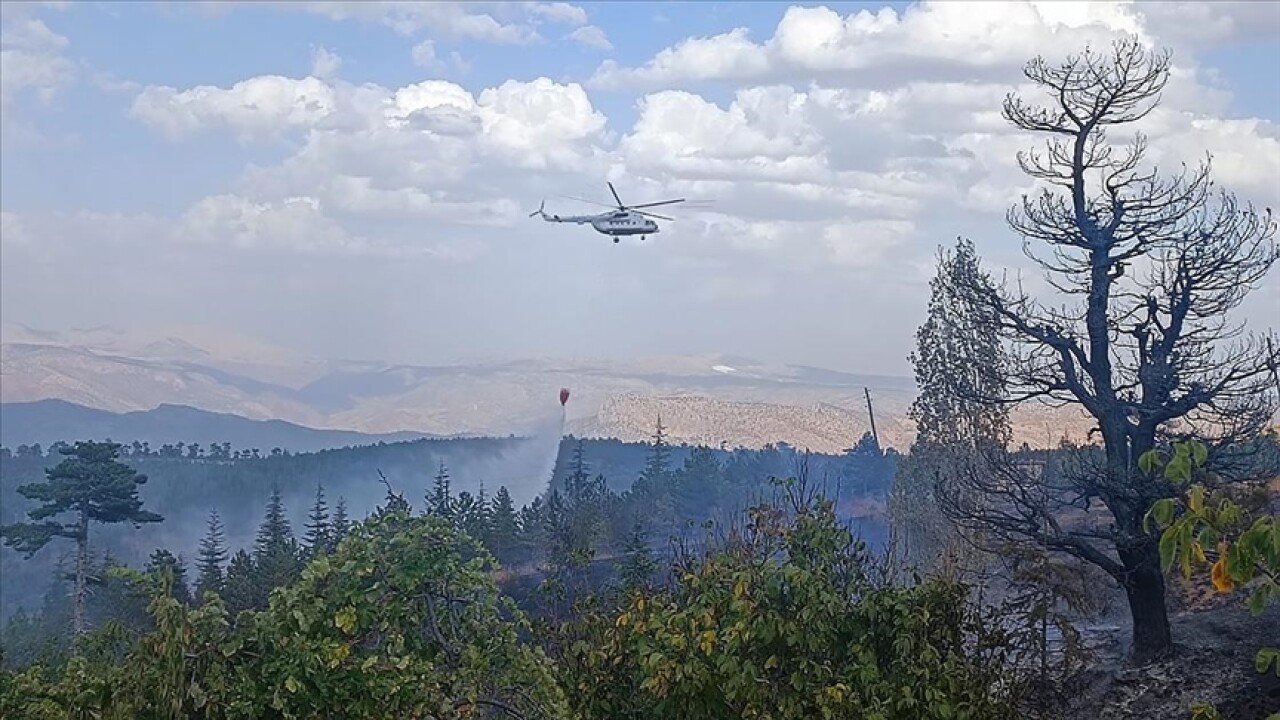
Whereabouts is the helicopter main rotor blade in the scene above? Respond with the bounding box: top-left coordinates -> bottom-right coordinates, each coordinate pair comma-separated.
633,209 -> 674,221
607,181 -> 624,208
558,194 -> 616,209
630,198 -> 685,209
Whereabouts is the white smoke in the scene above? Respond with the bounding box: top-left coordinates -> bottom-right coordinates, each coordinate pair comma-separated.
470,402 -> 566,508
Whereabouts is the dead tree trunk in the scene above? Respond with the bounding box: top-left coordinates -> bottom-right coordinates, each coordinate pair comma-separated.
932,38 -> 1279,664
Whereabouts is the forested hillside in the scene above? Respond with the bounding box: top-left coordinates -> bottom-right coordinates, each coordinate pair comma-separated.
0,428 -> 896,623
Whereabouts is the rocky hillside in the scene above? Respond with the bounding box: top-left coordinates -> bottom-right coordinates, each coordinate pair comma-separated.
1,322 -> 1096,451
568,393 -> 1093,454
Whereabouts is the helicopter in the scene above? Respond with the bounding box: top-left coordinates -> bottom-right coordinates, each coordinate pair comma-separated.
528,182 -> 685,243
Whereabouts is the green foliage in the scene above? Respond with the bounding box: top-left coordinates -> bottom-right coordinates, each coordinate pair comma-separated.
234,508 -> 569,718
555,487 -> 1027,720
0,509 -> 571,719
1142,439 -> 1280,716
1141,440 -> 1280,608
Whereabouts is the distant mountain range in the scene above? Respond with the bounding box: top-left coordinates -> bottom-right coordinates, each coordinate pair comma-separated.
0,399 -> 429,452
0,322 -> 1094,453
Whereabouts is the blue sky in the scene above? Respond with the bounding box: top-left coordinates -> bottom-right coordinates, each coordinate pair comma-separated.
2,1 -> 1277,374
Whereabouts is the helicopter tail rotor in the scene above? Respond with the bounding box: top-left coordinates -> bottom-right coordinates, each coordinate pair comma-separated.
528,199 -> 546,218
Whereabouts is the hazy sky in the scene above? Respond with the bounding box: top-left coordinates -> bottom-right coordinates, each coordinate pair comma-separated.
2,1 -> 1277,376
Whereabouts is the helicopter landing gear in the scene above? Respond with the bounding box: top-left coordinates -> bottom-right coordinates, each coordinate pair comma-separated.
641,235 -> 647,241
613,237 -> 620,244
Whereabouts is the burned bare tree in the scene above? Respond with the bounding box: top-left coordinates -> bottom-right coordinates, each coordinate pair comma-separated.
933,38 -> 1279,663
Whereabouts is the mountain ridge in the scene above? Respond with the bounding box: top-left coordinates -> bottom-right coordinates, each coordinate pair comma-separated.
1,322 -> 1095,452
0,399 -> 432,452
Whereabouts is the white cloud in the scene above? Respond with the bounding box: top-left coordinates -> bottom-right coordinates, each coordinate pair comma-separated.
475,78 -> 606,167
411,39 -> 443,70
113,2 -> 1280,275
1,195 -> 465,261
590,1 -> 1158,90
130,73 -> 605,165
179,194 -> 371,254
131,75 -> 338,141
591,27 -> 768,88
310,45 -> 342,80
409,41 -> 470,75
569,25 -> 613,51
529,2 -> 588,26
0,17 -> 73,106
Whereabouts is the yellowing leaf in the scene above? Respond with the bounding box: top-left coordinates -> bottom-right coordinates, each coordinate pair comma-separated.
700,630 -> 717,655
1188,485 -> 1205,513
1210,557 -> 1235,593
334,607 -> 358,634
1192,542 -> 1206,564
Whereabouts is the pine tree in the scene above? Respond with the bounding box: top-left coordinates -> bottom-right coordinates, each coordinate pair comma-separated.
144,549 -> 191,605
252,487 -> 300,604
843,432 -> 894,497
472,482 -> 491,537
255,486 -> 293,558
194,510 -> 228,599
302,483 -> 331,557
487,486 -> 520,564
618,522 -> 659,595
907,238 -> 1011,451
674,445 -> 722,520
517,495 -> 548,563
635,416 -> 676,538
893,238 -> 1011,575
638,416 -> 671,488
455,488 -> 491,542
221,549 -> 258,614
329,497 -> 349,554
0,441 -> 163,636
425,462 -> 454,520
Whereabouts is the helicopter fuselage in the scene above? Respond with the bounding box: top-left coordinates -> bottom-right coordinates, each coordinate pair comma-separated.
591,211 -> 658,237
537,209 -> 659,238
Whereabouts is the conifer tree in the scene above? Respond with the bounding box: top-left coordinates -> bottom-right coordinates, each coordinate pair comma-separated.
252,486 -> 301,602
638,416 -> 671,489
221,549 -> 258,614
425,462 -> 454,520
144,549 -> 191,605
329,497 -> 350,554
488,486 -> 520,564
302,483 -> 331,557
0,441 -> 163,636
194,509 -> 228,599
636,416 -> 676,538
618,522 -> 659,594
